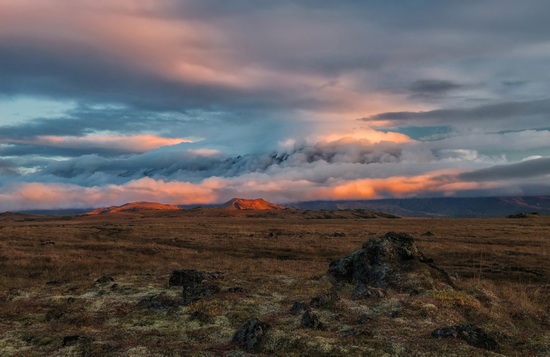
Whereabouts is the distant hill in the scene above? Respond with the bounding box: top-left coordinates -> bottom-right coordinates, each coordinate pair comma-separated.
86,201 -> 182,215
0,212 -> 39,221
221,198 -> 285,210
289,196 -> 550,218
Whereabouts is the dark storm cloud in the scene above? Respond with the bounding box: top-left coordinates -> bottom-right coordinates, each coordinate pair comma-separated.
458,157 -> 550,182
365,98 -> 550,129
0,158 -> 18,176
408,80 -> 463,95
0,105 -> 190,139
0,44 -> 263,113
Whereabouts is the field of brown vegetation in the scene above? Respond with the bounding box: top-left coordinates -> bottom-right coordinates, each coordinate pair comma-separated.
0,209 -> 548,356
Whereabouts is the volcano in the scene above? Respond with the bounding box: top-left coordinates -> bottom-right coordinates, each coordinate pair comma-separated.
221,198 -> 285,210
86,201 -> 182,214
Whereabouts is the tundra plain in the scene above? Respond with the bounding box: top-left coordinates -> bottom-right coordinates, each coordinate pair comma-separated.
0,209 -> 548,356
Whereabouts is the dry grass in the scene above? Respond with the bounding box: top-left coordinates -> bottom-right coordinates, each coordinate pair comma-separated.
0,210 -> 548,356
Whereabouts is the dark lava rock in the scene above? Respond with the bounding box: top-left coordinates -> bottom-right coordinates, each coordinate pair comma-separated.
232,318 -> 271,352
190,311 -> 214,324
226,287 -> 247,294
168,269 -> 206,287
168,269 -> 223,287
137,294 -> 180,311
421,231 -> 435,237
95,275 -> 115,284
168,269 -> 221,304
182,284 -> 220,305
310,294 -> 330,307
300,309 -> 323,329
61,335 -> 86,347
46,279 -> 66,286
432,324 -> 498,351
328,231 -> 455,294
290,301 -> 308,316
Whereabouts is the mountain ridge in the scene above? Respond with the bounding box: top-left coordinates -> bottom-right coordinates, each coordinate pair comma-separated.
86,201 -> 182,215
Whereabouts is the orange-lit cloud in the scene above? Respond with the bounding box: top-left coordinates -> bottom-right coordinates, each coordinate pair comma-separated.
0,170 -> 505,212
0,134 -> 190,153
312,128 -> 412,145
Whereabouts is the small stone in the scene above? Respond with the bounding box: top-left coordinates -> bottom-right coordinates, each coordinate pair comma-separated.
232,318 -> 271,352
168,269 -> 205,287
61,335 -> 84,347
226,287 -> 247,294
310,294 -> 330,307
432,324 -> 498,351
190,311 -> 214,324
290,301 -> 308,315
95,275 -> 115,284
182,284 -> 220,305
137,294 -> 180,311
300,309 -> 323,329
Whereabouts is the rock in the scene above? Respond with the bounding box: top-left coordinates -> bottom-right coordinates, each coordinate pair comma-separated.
290,301 -> 308,315
182,284 -> 220,305
137,294 -> 180,311
190,311 -> 214,324
300,309 -> 323,329
168,269 -> 221,305
226,287 -> 247,294
46,279 -> 66,286
421,231 -> 435,237
232,318 -> 271,352
95,275 -> 115,284
61,335 -> 86,347
328,231 -> 455,294
432,324 -> 498,351
310,294 -> 330,307
168,269 -> 205,287
168,269 -> 223,287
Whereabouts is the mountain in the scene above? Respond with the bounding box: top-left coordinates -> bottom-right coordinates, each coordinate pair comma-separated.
86,201 -> 182,215
289,196 -> 550,218
0,212 -> 39,221
221,198 -> 285,210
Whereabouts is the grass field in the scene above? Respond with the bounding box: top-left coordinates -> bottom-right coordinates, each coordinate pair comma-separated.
0,209 -> 548,356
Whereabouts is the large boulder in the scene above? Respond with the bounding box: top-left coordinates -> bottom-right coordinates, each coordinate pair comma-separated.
328,232 -> 454,295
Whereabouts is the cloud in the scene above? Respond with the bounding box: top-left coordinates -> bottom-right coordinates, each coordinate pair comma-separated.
0,134 -> 190,154
408,80 -> 463,94
364,98 -> 550,131
457,157 -> 550,182
1,0 -> 550,208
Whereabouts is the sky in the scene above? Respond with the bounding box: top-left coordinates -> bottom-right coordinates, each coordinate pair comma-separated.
1,0 -> 550,210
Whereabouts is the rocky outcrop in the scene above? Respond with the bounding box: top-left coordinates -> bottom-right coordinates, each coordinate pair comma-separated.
432,324 -> 498,351
328,232 -> 455,296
